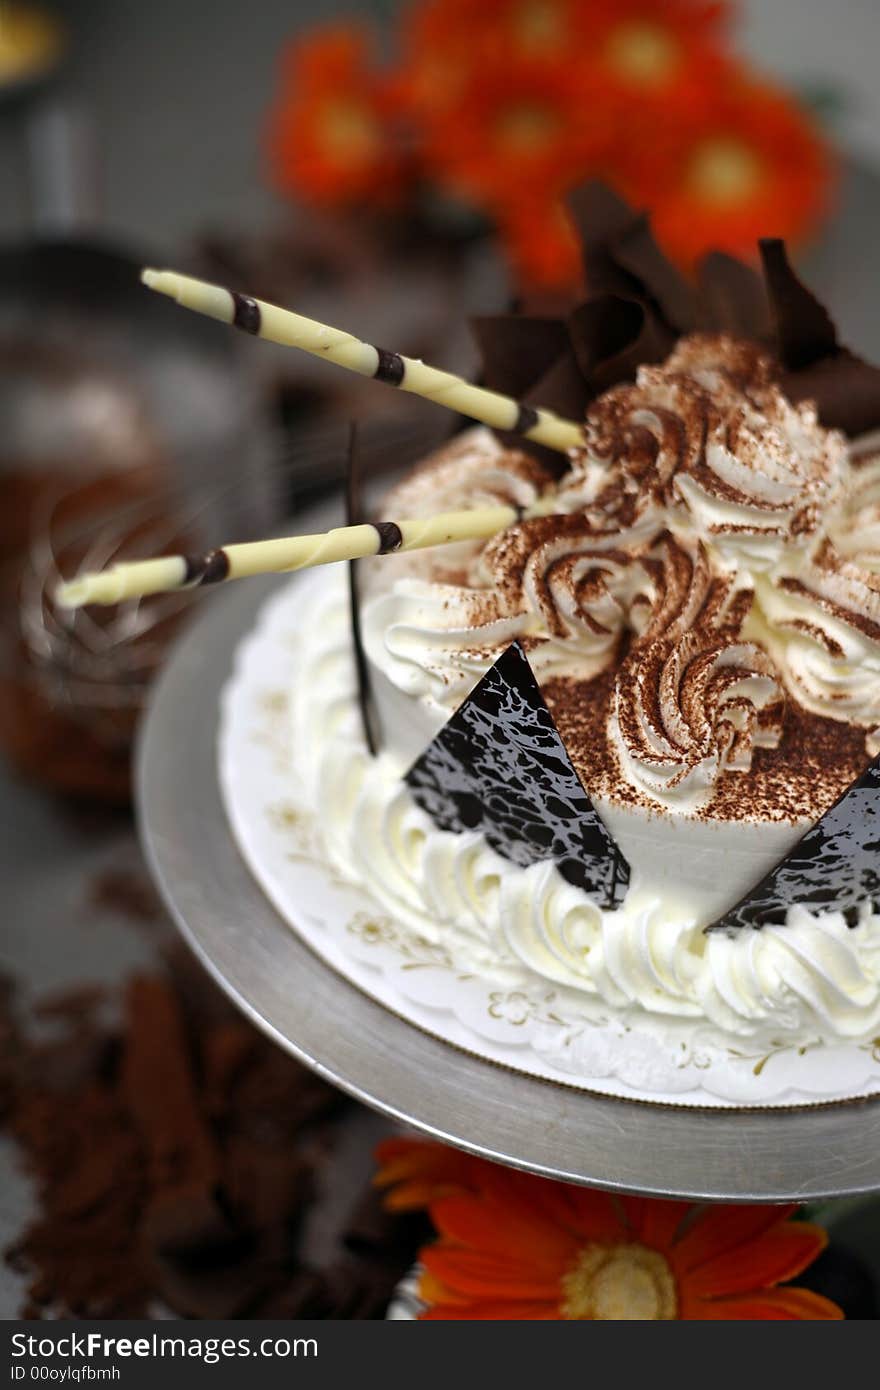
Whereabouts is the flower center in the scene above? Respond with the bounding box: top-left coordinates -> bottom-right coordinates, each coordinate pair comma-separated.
514,1 -> 564,50
605,22 -> 681,85
560,1243 -> 678,1320
496,103 -> 561,155
321,100 -> 380,160
686,137 -> 764,205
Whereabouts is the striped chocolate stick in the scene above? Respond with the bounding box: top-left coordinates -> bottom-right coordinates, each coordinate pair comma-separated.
55,494 -> 560,608
140,269 -> 584,455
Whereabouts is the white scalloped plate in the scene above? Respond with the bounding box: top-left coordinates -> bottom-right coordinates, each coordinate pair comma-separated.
217,571 -> 880,1109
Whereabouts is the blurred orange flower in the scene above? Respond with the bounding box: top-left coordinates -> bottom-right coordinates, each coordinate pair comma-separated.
264,2 -> 836,287
581,0 -> 731,93
629,71 -> 834,267
375,1139 -> 842,1321
266,26 -> 405,206
497,196 -> 584,289
419,55 -> 617,209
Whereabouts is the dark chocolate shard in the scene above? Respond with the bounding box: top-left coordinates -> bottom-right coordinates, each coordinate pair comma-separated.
781,350 -> 880,439
471,315 -> 571,399
759,237 -> 838,370
760,238 -> 880,436
566,179 -> 647,297
612,214 -> 700,335
568,293 -> 675,391
707,754 -> 880,932
699,251 -> 772,341
405,642 -> 629,907
345,422 -> 381,756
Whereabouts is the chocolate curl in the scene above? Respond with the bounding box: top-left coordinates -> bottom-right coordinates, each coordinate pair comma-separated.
699,251 -> 772,341
471,181 -> 704,471
471,315 -> 589,473
568,295 -> 674,392
566,180 -> 699,333
760,237 -> 880,437
760,237 -> 837,369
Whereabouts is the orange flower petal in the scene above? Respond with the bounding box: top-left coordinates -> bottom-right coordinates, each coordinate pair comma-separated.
682,1287 -> 843,1320
373,1137 -> 479,1208
418,1267 -> 469,1306
532,1182 -> 628,1246
621,1196 -> 693,1249
673,1203 -> 799,1272
684,1223 -> 828,1298
430,1191 -> 580,1270
420,1298 -> 561,1320
422,1242 -> 564,1300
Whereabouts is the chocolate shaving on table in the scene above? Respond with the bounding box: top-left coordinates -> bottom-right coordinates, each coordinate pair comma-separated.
345,421 -> 382,756
2,950 -> 419,1319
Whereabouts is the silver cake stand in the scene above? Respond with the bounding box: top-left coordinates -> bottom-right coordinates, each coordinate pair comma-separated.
136,493 -> 880,1204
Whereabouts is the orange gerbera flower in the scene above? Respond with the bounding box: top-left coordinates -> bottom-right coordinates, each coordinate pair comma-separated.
629,68 -> 834,267
375,1140 -> 841,1320
419,55 -> 618,212
581,0 -> 732,93
266,26 -> 406,206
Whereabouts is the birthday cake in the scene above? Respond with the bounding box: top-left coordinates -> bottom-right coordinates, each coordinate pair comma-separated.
287,188 -> 880,1053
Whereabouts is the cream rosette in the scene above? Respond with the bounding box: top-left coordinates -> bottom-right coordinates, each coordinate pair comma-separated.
561,335 -> 846,571
609,535 -> 784,813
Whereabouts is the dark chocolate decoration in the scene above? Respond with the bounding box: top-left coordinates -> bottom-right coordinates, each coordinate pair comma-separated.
513,402 -> 540,434
231,291 -> 261,335
707,754 -> 880,932
405,641 -> 629,907
374,521 -> 403,554
373,347 -> 406,386
698,251 -> 771,341
198,548 -> 231,584
472,179 -> 880,453
782,354 -> 880,440
760,237 -> 880,436
345,422 -> 381,756
760,238 -> 837,370
182,553 -> 204,584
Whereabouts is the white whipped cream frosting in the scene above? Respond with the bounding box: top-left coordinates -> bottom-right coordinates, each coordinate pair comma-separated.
295,570 -> 880,1044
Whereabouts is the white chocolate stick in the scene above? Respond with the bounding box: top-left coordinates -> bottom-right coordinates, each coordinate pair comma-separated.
141,269 -> 584,454
55,496 -> 560,608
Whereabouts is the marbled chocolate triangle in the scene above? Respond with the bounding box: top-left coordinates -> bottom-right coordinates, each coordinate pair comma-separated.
708,754 -> 880,932
405,642 -> 629,907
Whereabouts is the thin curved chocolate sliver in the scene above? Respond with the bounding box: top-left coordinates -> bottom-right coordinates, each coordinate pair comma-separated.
405,642 -> 629,907
344,422 -> 381,756
707,755 -> 880,933
760,237 -> 838,369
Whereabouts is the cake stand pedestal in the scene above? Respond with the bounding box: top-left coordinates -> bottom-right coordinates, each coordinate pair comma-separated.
136,505 -> 880,1203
